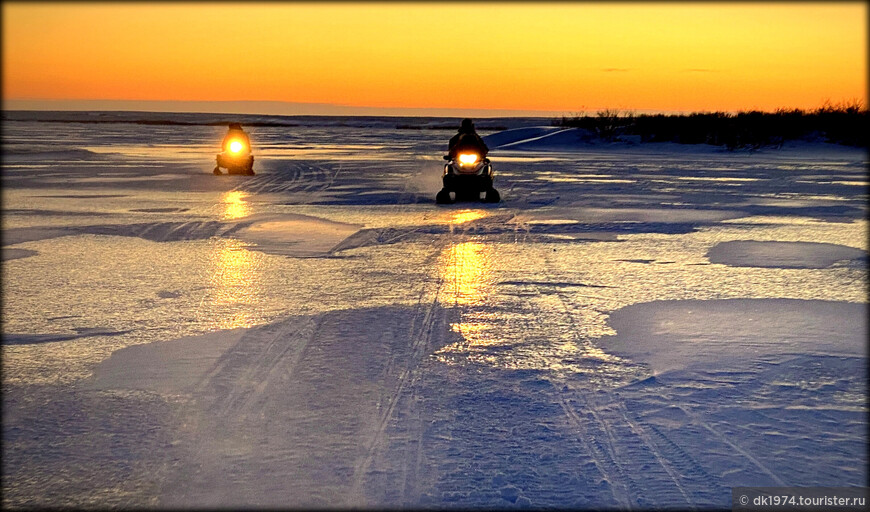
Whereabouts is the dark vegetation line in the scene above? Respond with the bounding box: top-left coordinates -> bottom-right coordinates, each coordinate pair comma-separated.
556,101 -> 868,149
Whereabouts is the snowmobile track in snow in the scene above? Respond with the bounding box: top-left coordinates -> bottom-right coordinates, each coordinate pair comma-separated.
230,161 -> 334,195
348,250 -> 446,505
203,317 -> 318,421
555,391 -> 634,509
546,281 -> 728,509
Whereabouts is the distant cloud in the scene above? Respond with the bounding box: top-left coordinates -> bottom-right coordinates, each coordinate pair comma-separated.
601,68 -> 630,72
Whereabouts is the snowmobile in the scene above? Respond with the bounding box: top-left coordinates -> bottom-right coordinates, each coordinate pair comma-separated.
214,137 -> 254,175
436,152 -> 500,204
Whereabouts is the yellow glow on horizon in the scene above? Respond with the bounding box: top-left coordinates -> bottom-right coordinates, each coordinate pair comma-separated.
2,3 -> 865,112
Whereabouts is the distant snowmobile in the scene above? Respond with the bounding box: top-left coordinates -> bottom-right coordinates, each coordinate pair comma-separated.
436,152 -> 500,204
214,123 -> 255,175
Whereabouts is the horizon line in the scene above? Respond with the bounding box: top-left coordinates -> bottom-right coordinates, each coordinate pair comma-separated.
3,99 -> 708,118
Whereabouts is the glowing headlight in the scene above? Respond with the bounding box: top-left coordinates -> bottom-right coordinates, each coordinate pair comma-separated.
229,140 -> 244,153
458,153 -> 479,165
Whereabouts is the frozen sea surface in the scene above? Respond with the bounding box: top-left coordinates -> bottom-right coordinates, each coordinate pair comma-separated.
2,113 -> 868,509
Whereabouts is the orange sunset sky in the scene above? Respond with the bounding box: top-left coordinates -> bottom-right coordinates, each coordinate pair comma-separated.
2,2 -> 866,117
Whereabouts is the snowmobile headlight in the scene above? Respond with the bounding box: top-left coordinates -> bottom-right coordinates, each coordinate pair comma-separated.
229,140 -> 245,153
458,153 -> 479,166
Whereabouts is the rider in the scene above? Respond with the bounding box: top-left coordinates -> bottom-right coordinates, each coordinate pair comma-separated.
216,122 -> 254,174
447,118 -> 488,161
222,123 -> 252,154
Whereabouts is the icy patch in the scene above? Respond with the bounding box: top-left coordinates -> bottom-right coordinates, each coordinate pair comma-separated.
2,227 -> 74,246
130,207 -> 190,213
34,194 -> 131,199
526,219 -> 580,225
74,174 -> 183,182
512,207 -> 745,226
2,248 -> 38,261
599,299 -> 867,375
2,146 -> 102,160
231,213 -> 361,257
84,329 -> 246,393
706,240 -> 867,268
2,213 -> 362,258
84,305 -> 457,507
4,208 -> 114,218
499,280 -> 613,289
4,328 -> 133,346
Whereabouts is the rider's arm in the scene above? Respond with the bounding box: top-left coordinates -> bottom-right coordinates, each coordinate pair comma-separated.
476,134 -> 489,154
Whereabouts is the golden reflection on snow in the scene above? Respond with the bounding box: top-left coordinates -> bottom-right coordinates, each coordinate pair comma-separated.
438,241 -> 494,306
432,239 -> 630,376
448,321 -> 497,346
675,176 -> 761,182
430,217 -> 869,378
221,191 -> 251,220
206,238 -> 263,329
721,216 -> 833,225
584,345 -> 623,363
433,242 -> 603,375
446,209 -> 487,225
434,242 -> 503,363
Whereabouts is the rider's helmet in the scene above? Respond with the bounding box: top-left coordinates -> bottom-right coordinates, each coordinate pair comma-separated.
228,122 -> 243,130
460,118 -> 475,132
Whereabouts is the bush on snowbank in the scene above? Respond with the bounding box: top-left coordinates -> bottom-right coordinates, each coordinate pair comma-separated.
556,100 -> 868,149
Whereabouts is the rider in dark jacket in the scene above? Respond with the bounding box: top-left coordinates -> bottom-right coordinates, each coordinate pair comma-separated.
222,123 -> 252,154
448,118 -> 488,160
215,122 -> 254,174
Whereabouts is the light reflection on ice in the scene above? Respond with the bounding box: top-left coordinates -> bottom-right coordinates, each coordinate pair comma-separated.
84,144 -> 213,160
675,176 -> 762,182
438,241 -> 494,306
527,219 -> 579,225
538,177 -> 636,184
431,218 -> 866,380
221,191 -> 251,220
446,209 -> 488,225
1,233 -> 438,386
3,120 -> 867,393
204,238 -> 263,330
721,216 -> 840,225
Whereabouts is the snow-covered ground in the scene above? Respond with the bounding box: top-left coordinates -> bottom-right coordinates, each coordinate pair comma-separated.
2,113 -> 867,509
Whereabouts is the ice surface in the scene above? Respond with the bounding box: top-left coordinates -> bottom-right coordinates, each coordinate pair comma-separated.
707,240 -> 867,268
2,113 -> 867,508
599,298 -> 866,374
2,248 -> 38,261
84,328 -> 246,394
